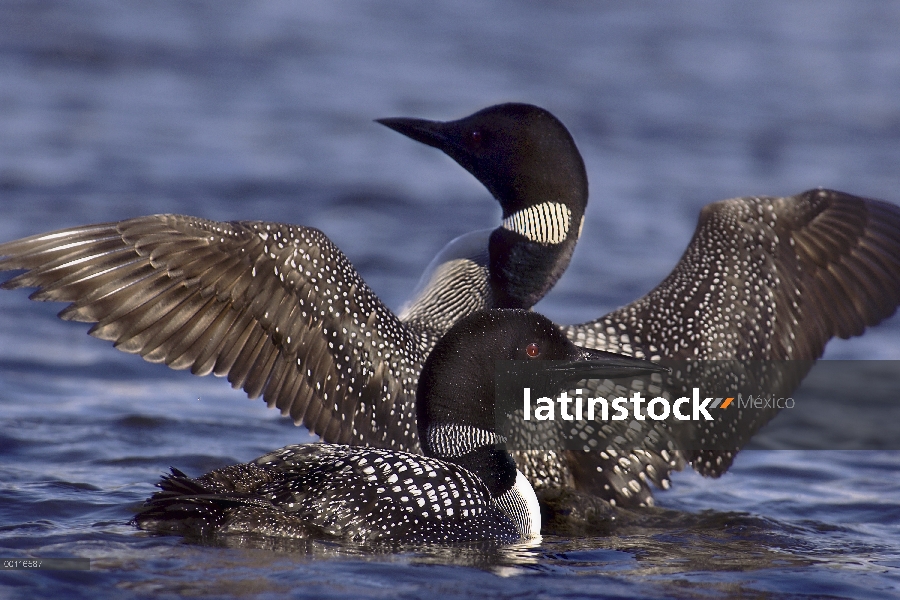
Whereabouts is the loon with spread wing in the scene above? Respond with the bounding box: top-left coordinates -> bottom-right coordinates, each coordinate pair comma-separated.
0,104 -> 585,455
135,309 -> 665,544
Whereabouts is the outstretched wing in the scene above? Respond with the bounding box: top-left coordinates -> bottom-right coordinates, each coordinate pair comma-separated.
572,188 -> 900,361
553,189 -> 900,504
0,215 -> 424,450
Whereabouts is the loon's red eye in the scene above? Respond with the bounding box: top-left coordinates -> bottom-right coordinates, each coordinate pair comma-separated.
526,343 -> 540,358
470,130 -> 482,145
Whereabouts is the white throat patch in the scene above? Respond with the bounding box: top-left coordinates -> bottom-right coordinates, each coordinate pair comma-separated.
501,201 -> 573,245
426,423 -> 505,458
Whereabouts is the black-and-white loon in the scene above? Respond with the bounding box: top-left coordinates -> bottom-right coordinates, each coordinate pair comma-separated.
134,309 -> 665,544
0,104 -> 584,457
2,104 -> 900,511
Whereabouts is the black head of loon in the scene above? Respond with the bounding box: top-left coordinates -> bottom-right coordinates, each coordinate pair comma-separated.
378,103 -> 588,309
418,309 -> 665,446
135,309 -> 664,544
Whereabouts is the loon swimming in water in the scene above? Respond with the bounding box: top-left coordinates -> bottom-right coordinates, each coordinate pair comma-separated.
2,103 -> 900,510
0,104 -> 583,456
134,309 -> 665,544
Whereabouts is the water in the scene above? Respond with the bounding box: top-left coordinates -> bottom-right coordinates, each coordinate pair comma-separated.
1,1 -> 899,598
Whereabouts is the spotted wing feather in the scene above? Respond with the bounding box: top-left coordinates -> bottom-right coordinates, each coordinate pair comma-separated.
0,215 -> 424,450
558,189 -> 900,504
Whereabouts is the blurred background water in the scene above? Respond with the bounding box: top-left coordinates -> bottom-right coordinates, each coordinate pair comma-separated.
0,1 -> 899,598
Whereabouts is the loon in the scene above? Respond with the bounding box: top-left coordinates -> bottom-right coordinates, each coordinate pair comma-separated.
0,104 -> 585,454
134,309 -> 665,544
3,104 -> 900,510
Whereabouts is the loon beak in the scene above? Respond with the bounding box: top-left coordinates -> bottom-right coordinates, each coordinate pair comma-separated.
376,117 -> 451,151
548,348 -> 669,383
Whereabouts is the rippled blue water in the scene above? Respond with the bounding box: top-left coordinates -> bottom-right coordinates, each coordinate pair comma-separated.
1,1 -> 899,598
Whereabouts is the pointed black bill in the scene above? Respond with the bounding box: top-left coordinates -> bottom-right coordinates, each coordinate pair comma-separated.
376,117 -> 451,151
547,347 -> 669,384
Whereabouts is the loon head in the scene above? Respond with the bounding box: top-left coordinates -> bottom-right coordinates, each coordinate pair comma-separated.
378,104 -> 588,309
416,309 -> 666,444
